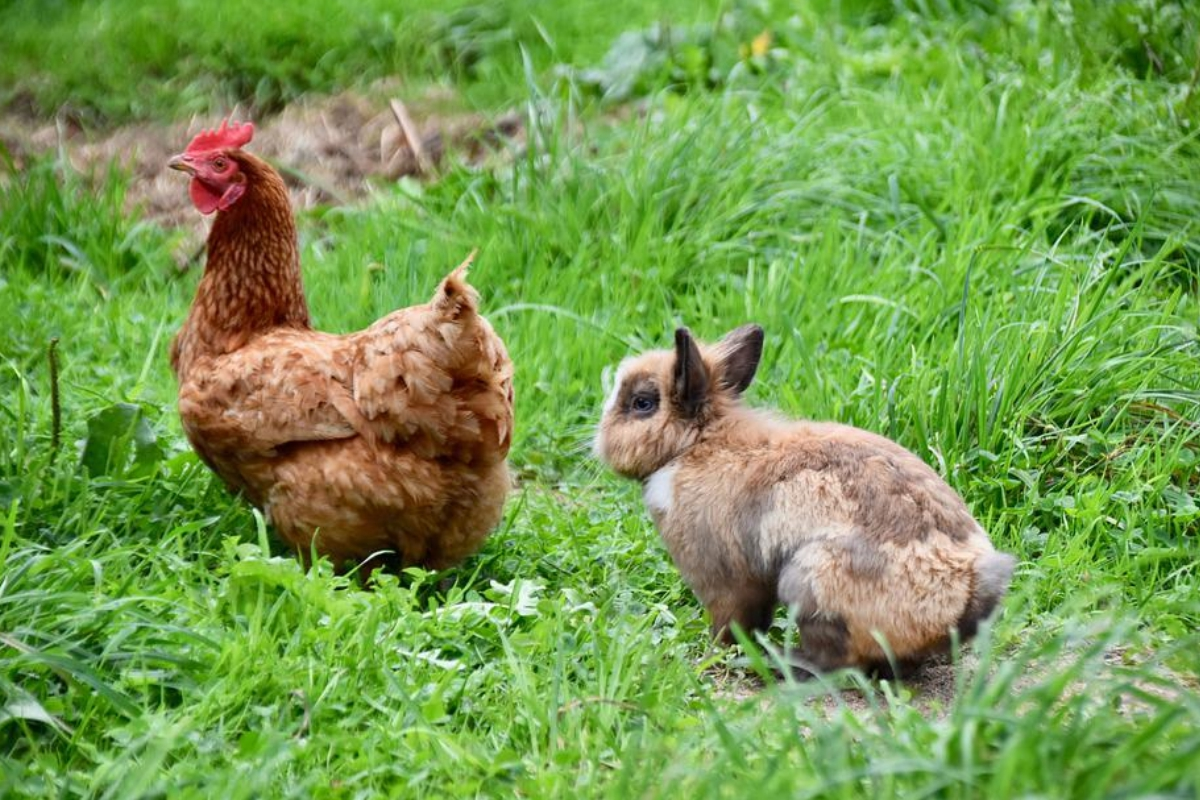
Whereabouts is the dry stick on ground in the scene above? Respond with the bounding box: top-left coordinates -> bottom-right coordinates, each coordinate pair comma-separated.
1127,401 -> 1200,434
290,689 -> 311,740
48,337 -> 61,464
389,98 -> 434,176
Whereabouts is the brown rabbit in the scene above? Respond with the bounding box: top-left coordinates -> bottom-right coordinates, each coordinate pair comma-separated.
595,324 -> 1015,675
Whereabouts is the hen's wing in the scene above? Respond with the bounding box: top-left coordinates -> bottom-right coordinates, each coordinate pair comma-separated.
350,260 -> 514,465
177,330 -> 362,457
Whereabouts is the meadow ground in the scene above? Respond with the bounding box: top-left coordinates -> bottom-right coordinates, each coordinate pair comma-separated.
2,0 -> 1199,797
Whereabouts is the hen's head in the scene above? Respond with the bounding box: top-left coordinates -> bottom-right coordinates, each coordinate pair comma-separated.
168,119 -> 256,215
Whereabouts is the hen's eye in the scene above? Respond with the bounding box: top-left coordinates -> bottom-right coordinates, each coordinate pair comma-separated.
213,157 -> 227,170
630,394 -> 658,415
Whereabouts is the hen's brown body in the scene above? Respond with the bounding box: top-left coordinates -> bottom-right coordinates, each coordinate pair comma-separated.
171,148 -> 513,571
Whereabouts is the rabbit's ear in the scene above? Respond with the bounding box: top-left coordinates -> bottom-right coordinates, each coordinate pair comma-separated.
715,324 -> 764,394
673,327 -> 709,418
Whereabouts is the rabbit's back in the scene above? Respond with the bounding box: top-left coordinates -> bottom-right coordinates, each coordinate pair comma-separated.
770,421 -> 979,544
669,417 -> 983,566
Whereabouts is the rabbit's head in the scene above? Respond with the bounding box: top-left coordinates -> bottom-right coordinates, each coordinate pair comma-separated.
595,324 -> 764,480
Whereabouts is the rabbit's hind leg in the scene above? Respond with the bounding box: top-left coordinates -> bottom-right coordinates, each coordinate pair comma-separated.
707,583 -> 777,646
777,556 -> 852,676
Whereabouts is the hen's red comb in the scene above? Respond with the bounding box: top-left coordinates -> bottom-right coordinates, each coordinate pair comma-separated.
184,119 -> 255,155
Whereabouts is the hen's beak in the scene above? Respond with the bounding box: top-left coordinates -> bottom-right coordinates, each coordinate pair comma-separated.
168,153 -> 195,175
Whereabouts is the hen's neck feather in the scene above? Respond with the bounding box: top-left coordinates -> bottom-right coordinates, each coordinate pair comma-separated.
181,153 -> 311,364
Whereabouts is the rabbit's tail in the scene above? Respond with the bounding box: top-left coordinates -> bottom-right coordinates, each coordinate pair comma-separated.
957,550 -> 1017,639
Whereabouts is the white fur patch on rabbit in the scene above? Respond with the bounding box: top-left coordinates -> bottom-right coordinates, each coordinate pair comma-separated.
643,463 -> 678,515
593,361 -> 632,458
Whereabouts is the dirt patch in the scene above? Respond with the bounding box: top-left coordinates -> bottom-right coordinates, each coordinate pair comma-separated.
708,651 -> 971,717
0,86 -> 525,234
709,644 -> 1195,720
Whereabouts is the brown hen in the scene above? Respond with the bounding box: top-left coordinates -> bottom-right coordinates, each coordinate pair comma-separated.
168,120 -> 513,573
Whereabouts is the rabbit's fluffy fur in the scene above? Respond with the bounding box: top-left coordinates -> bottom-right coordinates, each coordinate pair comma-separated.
595,324 -> 1015,675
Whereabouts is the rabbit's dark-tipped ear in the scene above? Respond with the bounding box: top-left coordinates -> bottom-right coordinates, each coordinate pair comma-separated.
714,324 -> 764,394
673,327 -> 709,419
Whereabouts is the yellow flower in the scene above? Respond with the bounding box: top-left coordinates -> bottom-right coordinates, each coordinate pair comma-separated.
750,30 -> 771,58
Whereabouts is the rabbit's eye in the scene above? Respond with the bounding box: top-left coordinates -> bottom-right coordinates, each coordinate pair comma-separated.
630,393 -> 659,416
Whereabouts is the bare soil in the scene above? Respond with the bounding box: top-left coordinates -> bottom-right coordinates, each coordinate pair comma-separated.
0,86 -> 525,234
709,644 -> 1194,720
708,651 -> 970,717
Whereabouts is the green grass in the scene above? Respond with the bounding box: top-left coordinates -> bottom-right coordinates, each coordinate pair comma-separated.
0,0 -> 722,123
3,0 -> 1200,797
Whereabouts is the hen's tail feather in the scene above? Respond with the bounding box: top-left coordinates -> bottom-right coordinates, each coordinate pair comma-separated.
432,249 -> 480,320
449,248 -> 477,279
